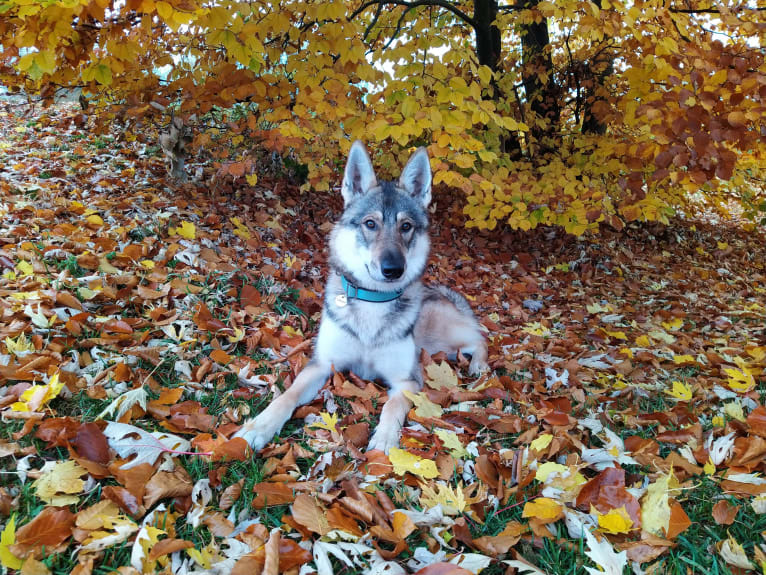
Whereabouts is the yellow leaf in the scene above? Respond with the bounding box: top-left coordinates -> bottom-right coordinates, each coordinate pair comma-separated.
419,481 -> 484,515
521,497 -> 562,520
530,433 -> 553,452
32,459 -> 88,505
521,322 -> 551,337
596,506 -> 634,534
140,260 -> 155,270
86,214 -> 104,226
78,287 -> 98,300
5,334 -> 35,356
635,335 -> 651,347
246,173 -> 258,186
724,367 -> 755,393
425,361 -> 458,390
403,390 -> 443,418
605,330 -> 627,341
15,261 -> 33,276
712,415 -> 725,427
665,380 -> 692,401
389,448 -> 438,479
704,458 -> 716,475
187,547 -> 212,569
434,429 -> 467,457
11,372 -> 65,412
586,302 -> 610,314
724,403 -> 745,422
662,318 -> 683,331
672,354 -> 695,364
156,0 -> 173,20
176,221 -> 196,240
641,472 -> 679,535
308,412 -> 338,432
535,462 -> 568,483
0,515 -> 22,570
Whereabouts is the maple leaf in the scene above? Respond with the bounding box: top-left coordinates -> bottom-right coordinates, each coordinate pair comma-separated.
103,422 -> 190,469
419,481 -> 486,516
307,411 -> 339,432
665,380 -> 693,401
582,527 -> 627,575
404,390 -> 444,418
32,460 -> 87,505
425,362 -> 458,390
98,386 -> 148,421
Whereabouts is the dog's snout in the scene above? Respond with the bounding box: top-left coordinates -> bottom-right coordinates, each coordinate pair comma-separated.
381,251 -> 405,279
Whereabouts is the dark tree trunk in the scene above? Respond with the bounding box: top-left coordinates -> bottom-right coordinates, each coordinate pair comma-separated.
473,0 -> 522,157
474,0 -> 501,71
520,0 -> 559,151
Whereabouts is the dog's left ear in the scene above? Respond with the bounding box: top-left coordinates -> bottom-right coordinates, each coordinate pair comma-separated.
399,147 -> 432,208
342,141 -> 377,205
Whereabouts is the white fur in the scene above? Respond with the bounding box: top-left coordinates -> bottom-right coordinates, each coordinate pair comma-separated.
342,141 -> 377,205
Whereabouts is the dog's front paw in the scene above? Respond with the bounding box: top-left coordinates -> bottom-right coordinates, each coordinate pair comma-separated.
367,427 -> 401,454
233,417 -> 278,452
468,357 -> 490,376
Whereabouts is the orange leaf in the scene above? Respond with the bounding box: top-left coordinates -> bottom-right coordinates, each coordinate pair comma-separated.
711,500 -> 740,526
666,499 -> 691,538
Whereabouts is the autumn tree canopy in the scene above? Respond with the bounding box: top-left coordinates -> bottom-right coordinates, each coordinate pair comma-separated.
1,0 -> 764,233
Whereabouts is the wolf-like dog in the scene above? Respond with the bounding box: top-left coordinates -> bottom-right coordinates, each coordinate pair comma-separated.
234,142 -> 488,453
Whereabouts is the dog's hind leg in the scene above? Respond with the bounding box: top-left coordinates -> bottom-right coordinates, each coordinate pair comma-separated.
234,361 -> 330,452
367,379 -> 419,454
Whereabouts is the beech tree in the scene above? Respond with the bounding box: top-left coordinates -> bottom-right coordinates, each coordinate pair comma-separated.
0,0 -> 763,233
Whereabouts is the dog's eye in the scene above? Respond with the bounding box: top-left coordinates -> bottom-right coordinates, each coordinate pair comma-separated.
364,219 -> 376,230
400,222 -> 413,232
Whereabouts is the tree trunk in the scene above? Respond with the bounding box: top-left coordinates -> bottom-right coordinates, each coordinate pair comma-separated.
520,0 -> 559,151
473,0 -> 522,157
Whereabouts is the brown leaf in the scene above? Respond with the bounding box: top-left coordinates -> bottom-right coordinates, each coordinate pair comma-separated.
666,499 -> 691,538
20,556 -> 51,575
251,482 -> 296,508
111,462 -> 154,500
103,485 -> 145,517
291,493 -> 331,535
220,479 -> 244,510
263,529 -> 280,575
143,468 -> 193,509
473,521 -> 526,556
712,500 -> 740,525
14,507 -> 75,557
71,422 -> 110,464
148,538 -> 194,560
203,511 -> 234,537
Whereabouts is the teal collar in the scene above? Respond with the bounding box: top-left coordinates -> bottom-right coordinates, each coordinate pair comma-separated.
341,276 -> 403,303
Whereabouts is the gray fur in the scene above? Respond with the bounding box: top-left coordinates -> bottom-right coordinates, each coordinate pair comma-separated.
234,142 -> 489,455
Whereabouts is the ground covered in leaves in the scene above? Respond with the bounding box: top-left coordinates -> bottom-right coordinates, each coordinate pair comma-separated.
0,104 -> 765,575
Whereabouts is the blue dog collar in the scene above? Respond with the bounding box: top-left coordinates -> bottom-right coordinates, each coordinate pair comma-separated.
341,276 -> 402,303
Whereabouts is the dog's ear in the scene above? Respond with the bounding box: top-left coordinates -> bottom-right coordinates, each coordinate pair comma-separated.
399,147 -> 431,207
342,141 -> 377,205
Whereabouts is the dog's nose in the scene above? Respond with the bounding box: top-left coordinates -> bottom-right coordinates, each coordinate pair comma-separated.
381,252 -> 404,279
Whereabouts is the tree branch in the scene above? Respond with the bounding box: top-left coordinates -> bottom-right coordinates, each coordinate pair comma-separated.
349,0 -> 475,29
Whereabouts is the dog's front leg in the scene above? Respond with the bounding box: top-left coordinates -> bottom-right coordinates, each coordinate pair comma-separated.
368,379 -> 419,454
234,361 -> 330,452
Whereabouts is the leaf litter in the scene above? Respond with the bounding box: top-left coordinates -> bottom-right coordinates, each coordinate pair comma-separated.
0,105 -> 764,574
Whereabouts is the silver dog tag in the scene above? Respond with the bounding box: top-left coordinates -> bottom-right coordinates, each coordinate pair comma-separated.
335,294 -> 348,308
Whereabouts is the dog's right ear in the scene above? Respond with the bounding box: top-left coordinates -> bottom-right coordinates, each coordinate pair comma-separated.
341,141 -> 376,205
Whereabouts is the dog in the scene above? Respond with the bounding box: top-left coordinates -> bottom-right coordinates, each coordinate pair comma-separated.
234,142 -> 488,453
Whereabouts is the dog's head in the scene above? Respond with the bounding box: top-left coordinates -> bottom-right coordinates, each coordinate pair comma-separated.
330,141 -> 432,291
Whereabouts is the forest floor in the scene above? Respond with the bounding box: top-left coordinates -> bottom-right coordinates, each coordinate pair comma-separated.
0,104 -> 764,575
